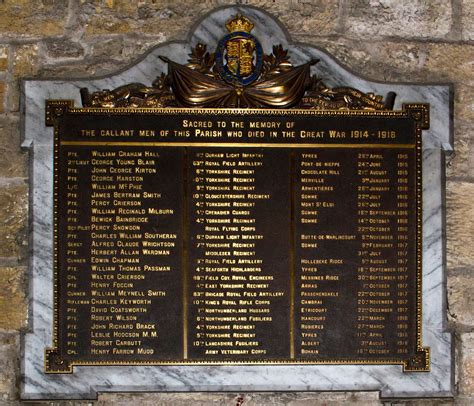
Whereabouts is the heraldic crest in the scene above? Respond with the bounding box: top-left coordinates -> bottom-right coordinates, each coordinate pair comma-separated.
81,15 -> 395,110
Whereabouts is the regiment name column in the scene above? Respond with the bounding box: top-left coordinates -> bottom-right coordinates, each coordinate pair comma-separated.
187,147 -> 291,361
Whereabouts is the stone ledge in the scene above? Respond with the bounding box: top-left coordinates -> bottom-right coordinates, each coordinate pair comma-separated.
96,391 -> 381,406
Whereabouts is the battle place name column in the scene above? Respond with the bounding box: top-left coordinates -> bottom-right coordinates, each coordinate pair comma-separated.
293,149 -> 355,358
187,148 -> 291,361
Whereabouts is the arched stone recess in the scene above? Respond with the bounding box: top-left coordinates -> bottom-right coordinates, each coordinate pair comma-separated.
21,5 -> 453,400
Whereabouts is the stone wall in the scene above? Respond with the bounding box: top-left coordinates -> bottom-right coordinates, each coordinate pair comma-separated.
0,0 -> 472,404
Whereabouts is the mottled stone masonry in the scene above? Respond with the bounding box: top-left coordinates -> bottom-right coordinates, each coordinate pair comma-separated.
0,331 -> 20,401
447,130 -> 474,180
0,118 -> 26,179
344,0 -> 453,39
446,181 -> 474,269
462,0 -> 474,41
460,333 -> 474,396
0,82 -> 5,114
0,267 -> 27,330
455,85 -> 474,124
0,0 -> 473,403
0,180 -> 28,262
0,0 -> 69,38
0,47 -> 8,72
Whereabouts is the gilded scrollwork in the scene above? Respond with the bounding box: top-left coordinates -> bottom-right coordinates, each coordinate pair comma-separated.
80,74 -> 177,108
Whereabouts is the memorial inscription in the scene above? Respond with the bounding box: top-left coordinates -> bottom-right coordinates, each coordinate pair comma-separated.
45,103 -> 429,373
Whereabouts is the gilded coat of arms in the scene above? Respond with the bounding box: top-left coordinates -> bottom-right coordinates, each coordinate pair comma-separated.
215,15 -> 263,86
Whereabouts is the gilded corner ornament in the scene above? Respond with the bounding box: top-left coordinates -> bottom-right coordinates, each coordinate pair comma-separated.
81,15 -> 395,110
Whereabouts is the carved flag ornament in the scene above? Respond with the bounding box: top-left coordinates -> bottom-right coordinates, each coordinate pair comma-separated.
81,15 -> 395,110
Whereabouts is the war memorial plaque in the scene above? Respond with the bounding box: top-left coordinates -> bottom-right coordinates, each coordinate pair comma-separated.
22,7 -> 454,399
47,104 -> 428,372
